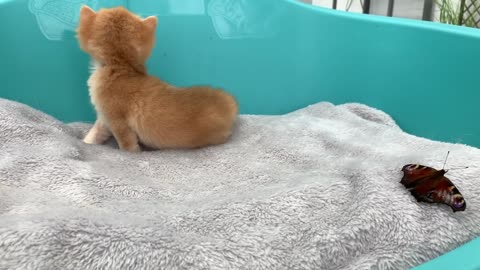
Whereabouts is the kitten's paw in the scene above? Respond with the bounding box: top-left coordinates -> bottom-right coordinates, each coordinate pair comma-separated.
83,136 -> 97,144
121,144 -> 142,152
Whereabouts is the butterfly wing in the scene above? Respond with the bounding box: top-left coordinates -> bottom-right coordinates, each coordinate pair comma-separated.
401,164 -> 466,212
409,175 -> 466,212
400,164 -> 444,189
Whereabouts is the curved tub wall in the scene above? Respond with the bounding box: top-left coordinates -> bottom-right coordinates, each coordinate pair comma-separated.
1,0 -> 480,147
412,237 -> 480,270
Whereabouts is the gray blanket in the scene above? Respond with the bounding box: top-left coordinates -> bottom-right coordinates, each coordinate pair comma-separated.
0,98 -> 479,270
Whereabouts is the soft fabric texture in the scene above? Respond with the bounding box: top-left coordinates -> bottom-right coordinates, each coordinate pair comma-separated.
0,98 -> 478,270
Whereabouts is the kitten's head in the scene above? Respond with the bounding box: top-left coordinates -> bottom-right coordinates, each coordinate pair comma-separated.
76,5 -> 157,65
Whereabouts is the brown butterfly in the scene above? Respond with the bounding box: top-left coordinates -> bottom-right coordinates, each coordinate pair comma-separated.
400,154 -> 466,212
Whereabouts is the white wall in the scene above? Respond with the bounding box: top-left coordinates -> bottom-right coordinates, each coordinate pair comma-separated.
312,0 -> 363,13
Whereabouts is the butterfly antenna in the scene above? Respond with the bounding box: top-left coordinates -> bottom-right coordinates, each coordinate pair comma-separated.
450,166 -> 469,170
442,151 -> 450,170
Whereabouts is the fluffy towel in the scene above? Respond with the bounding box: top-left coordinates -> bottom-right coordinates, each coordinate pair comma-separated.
0,98 -> 478,270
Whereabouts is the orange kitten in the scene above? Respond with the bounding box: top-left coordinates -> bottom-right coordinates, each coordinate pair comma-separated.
76,6 -> 238,152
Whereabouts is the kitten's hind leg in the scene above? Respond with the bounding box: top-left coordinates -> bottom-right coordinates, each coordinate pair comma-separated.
109,120 -> 141,152
83,120 -> 112,145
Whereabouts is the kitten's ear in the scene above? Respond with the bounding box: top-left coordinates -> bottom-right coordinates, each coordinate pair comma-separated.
143,16 -> 158,30
80,5 -> 96,23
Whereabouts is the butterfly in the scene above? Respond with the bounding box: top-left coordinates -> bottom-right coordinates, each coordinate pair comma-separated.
400,153 -> 466,212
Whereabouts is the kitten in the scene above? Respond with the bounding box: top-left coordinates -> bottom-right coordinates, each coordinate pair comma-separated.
76,6 -> 238,152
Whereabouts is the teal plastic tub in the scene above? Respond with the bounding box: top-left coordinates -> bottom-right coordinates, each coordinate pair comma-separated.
1,0 -> 479,268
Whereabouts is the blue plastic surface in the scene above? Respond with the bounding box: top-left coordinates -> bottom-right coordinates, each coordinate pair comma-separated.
2,0 -> 480,147
412,237 -> 480,270
0,0 -> 479,269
